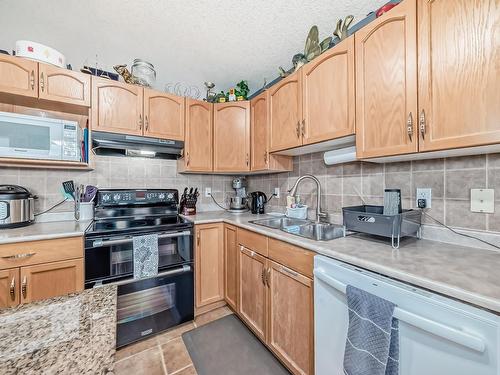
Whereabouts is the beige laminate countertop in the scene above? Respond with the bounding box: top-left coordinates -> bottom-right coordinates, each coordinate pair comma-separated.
0,219 -> 91,244
184,211 -> 500,314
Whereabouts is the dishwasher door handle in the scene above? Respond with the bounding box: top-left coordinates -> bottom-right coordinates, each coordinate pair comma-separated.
313,268 -> 486,353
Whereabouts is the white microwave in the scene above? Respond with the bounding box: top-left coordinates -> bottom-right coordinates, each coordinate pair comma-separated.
0,111 -> 81,161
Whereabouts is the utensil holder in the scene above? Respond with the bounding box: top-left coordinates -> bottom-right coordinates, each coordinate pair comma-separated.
79,202 -> 94,221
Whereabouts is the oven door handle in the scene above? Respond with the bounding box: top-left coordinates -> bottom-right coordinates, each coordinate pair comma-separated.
91,230 -> 191,247
95,264 -> 192,288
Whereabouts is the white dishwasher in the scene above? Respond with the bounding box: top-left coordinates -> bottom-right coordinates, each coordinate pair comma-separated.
314,255 -> 499,375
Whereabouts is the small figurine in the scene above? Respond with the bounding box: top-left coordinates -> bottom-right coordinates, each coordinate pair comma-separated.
113,64 -> 148,86
333,15 -> 354,41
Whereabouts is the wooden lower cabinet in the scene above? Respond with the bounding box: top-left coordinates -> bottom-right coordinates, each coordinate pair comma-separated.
267,260 -> 313,375
238,245 -> 268,342
195,223 -> 224,309
0,268 -> 19,309
224,224 -> 238,311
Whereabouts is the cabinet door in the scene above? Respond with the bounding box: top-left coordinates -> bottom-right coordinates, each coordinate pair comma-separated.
184,99 -> 213,171
0,54 -> 38,98
302,37 -> 355,145
38,64 -> 90,106
418,0 -> 500,151
144,89 -> 185,140
238,245 -> 268,342
355,0 -> 418,158
213,102 -> 250,172
224,224 -> 238,311
251,91 -> 270,171
269,71 -> 303,152
20,259 -> 83,304
0,268 -> 19,309
267,261 -> 313,375
91,77 -> 143,136
195,224 -> 224,308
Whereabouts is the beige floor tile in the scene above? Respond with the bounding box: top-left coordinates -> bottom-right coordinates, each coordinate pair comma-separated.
156,321 -> 196,345
115,335 -> 158,361
161,337 -> 193,374
172,365 -> 198,375
194,306 -> 233,327
114,347 -> 165,375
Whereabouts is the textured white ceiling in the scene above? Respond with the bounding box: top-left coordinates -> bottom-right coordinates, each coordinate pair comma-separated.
0,0 -> 386,96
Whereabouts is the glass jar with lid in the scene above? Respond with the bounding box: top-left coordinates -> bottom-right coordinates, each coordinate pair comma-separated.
131,59 -> 156,87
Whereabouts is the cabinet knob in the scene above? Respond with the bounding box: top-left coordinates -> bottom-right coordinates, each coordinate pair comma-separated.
9,277 -> 15,300
21,276 -> 27,299
419,109 -> 426,139
406,112 -> 414,142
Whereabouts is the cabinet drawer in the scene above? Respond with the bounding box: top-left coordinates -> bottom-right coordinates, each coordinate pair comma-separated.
268,238 -> 314,279
0,236 -> 83,270
237,228 -> 268,257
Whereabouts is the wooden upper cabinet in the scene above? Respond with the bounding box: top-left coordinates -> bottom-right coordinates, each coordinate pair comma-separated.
38,64 -> 90,107
184,99 -> 213,171
144,89 -> 185,140
268,260 -> 313,375
418,0 -> 500,152
213,102 -> 250,172
0,54 -> 38,98
91,77 -> 143,136
20,259 -> 83,304
0,268 -> 19,309
302,36 -> 355,145
195,224 -> 224,308
269,71 -> 303,152
251,92 -> 269,171
238,245 -> 268,342
355,0 -> 418,159
224,224 -> 238,311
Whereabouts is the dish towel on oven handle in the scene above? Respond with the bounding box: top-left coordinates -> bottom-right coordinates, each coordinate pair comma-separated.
343,285 -> 399,375
133,234 -> 159,279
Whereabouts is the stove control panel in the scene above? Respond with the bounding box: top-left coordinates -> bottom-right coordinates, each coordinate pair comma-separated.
97,189 -> 178,206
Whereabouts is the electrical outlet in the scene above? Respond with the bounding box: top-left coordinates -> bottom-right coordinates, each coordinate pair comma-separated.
205,187 -> 211,197
416,188 -> 432,208
274,187 -> 280,199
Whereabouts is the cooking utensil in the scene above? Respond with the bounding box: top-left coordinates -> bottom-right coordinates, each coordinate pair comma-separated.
62,181 -> 76,199
84,185 -> 98,202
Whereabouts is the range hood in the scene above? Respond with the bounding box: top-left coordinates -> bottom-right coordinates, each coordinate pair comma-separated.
92,131 -> 183,159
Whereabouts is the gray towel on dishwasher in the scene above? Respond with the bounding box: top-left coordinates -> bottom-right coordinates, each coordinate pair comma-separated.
343,285 -> 399,375
133,234 -> 159,279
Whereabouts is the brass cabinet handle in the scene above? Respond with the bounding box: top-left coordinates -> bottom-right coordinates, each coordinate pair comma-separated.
301,119 -> 305,137
10,277 -> 15,300
266,268 -> 271,287
280,265 -> 298,277
40,72 -> 45,92
296,121 -> 300,138
261,268 -> 266,286
419,109 -> 426,139
186,152 -> 190,166
145,115 -> 149,131
264,151 -> 268,164
246,153 -> 249,167
30,70 -> 35,90
2,252 -> 36,260
21,276 -> 27,299
139,114 -> 143,130
239,245 -> 244,252
407,112 -> 414,142
196,232 -> 200,246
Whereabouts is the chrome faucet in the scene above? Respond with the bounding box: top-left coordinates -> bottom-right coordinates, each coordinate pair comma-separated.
288,174 -> 328,223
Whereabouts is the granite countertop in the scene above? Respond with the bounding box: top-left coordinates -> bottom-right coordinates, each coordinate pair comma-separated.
0,285 -> 117,375
184,211 -> 500,314
0,219 -> 91,245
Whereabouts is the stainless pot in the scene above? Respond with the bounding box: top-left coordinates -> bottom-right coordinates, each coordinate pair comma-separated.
0,185 -> 35,229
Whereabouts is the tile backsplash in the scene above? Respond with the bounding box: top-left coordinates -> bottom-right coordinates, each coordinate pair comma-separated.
248,153 -> 500,233
0,156 -> 236,213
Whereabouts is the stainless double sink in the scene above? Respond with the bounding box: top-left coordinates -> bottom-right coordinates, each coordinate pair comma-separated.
249,217 -> 346,241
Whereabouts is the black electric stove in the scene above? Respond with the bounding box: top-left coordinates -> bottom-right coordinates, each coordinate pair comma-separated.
84,189 -> 194,348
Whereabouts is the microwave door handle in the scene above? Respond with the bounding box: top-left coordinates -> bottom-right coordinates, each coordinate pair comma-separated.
91,230 -> 192,247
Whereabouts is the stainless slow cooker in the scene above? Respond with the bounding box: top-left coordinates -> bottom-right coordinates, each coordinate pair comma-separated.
0,185 -> 36,229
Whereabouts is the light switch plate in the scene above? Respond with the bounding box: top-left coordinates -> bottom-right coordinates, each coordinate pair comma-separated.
205,187 -> 211,197
274,187 -> 280,199
470,189 -> 494,213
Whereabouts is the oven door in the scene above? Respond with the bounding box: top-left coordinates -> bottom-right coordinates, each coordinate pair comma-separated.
115,265 -> 194,348
84,229 -> 192,286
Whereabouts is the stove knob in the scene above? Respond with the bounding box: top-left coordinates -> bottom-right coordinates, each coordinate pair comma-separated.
159,193 -> 166,200
167,193 -> 173,200
102,194 -> 111,202
113,194 -> 121,201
